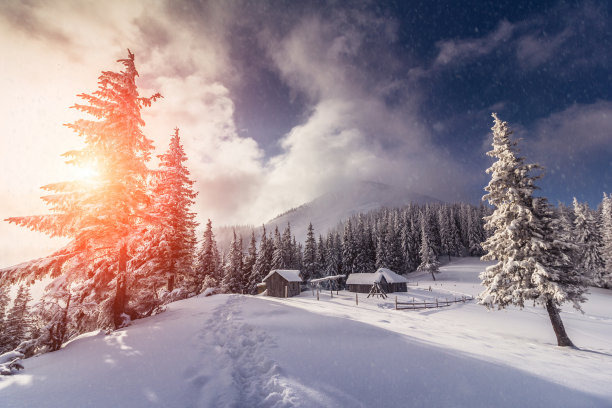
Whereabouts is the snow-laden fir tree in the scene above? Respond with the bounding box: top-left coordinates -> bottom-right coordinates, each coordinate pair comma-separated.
221,230 -> 243,293
251,226 -> 273,292
480,113 -> 586,347
282,224 -> 294,268
302,223 -> 317,282
601,194 -> 612,287
0,285 -> 11,352
6,51 -> 161,330
315,235 -> 326,279
3,286 -> 33,352
271,227 -> 285,270
352,215 -> 371,274
325,232 -> 342,276
243,231 -> 258,294
196,219 -> 221,291
149,128 -> 198,294
572,198 -> 605,287
342,219 -> 356,275
417,216 -> 440,280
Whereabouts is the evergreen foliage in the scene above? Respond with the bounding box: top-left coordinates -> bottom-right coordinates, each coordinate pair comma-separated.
479,113 -> 586,347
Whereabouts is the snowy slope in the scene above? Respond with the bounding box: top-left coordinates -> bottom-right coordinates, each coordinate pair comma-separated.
2,259 -> 611,407
266,180 -> 440,241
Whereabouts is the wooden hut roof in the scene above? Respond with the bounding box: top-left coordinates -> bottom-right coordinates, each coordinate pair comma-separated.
346,268 -> 407,285
263,269 -> 303,282
376,268 -> 408,283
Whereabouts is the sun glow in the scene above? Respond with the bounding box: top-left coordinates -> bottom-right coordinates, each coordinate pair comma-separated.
73,162 -> 100,182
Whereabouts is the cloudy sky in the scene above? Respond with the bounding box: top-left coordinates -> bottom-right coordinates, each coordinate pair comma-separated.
1,0 -> 610,266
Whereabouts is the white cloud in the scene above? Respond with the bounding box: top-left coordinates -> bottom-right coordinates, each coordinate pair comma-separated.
434,20 -> 514,67
530,101 -> 612,158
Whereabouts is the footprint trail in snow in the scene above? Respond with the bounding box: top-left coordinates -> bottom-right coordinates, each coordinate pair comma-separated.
186,295 -> 297,408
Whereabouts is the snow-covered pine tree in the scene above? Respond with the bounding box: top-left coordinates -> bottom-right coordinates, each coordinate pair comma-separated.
417,216 -> 440,280
196,219 -> 220,291
375,215 -> 390,269
3,286 -> 33,352
251,226 -> 273,289
221,230 -> 243,293
601,194 -> 612,288
315,235 -> 326,279
342,219 -> 356,275
437,206 -> 453,261
448,208 -> 463,257
271,227 -> 285,270
302,223 -> 317,282
325,232 -> 342,276
0,285 -> 10,352
281,223 -> 293,269
480,113 -> 586,347
386,212 -> 404,273
149,128 -> 198,294
352,215 -> 371,274
467,208 -> 485,256
243,231 -> 258,294
6,51 -> 161,330
572,198 -> 605,287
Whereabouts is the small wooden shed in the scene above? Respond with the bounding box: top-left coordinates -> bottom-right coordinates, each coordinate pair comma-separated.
262,269 -> 302,298
346,268 -> 408,293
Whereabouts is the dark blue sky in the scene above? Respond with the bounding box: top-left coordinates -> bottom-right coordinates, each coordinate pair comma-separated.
225,0 -> 611,207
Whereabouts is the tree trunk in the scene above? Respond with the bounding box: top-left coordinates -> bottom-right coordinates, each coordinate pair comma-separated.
431,270 -> 436,281
545,299 -> 575,347
113,242 -> 128,329
167,260 -> 175,292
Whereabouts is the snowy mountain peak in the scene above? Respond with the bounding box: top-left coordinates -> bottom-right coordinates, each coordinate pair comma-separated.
267,180 -> 441,240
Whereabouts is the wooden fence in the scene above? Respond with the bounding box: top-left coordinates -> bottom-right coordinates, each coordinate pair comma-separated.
394,295 -> 474,310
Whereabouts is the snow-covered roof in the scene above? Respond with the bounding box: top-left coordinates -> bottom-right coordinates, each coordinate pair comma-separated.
376,268 -> 408,284
263,269 -> 303,283
346,269 -> 408,285
346,273 -> 378,285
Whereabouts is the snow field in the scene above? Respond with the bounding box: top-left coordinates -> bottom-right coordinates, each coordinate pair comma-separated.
1,258 -> 611,407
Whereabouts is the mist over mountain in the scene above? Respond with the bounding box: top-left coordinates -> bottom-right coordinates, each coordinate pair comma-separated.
215,181 -> 440,249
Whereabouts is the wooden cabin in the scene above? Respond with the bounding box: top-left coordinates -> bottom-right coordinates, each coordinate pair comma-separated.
262,269 -> 302,298
346,268 -> 408,293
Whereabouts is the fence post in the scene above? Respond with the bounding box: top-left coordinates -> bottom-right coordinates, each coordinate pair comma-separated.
285,286 -> 288,298
436,298 -> 438,308
356,293 -> 358,305
395,296 -> 398,310
331,288 -> 333,298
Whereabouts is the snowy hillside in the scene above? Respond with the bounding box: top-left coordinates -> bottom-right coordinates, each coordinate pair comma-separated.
2,258 -> 611,407
266,181 -> 440,241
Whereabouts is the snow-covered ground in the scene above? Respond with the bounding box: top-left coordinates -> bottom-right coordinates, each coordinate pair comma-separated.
2,258 -> 611,407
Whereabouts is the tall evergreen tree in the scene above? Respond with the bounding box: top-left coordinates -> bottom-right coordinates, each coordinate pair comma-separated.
417,217 -> 440,280
4,285 -> 33,351
149,128 -> 198,294
601,194 -> 612,288
573,198 -> 606,287
315,235 -> 326,279
221,230 -> 243,293
480,113 -> 586,347
0,284 -> 11,352
6,51 -> 161,329
271,227 -> 285,270
196,219 -> 221,290
251,226 -> 273,291
302,223 -> 317,282
342,219 -> 356,275
243,231 -> 258,294
281,223 -> 293,268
